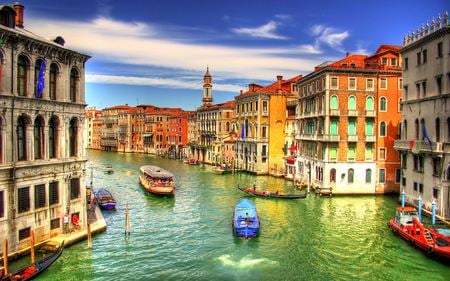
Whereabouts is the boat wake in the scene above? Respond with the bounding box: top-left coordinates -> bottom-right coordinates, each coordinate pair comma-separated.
216,254 -> 277,268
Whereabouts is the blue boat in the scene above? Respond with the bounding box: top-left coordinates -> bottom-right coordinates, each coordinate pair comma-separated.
94,188 -> 116,210
233,198 -> 260,239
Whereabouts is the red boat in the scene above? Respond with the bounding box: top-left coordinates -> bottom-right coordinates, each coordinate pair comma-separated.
389,206 -> 450,262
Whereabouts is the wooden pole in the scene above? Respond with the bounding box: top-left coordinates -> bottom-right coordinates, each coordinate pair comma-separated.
30,230 -> 35,264
87,223 -> 92,249
125,203 -> 130,236
2,239 -> 8,276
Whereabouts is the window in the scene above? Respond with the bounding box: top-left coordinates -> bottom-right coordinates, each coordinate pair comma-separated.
398,78 -> 402,90
437,42 -> 443,58
330,120 -> 338,135
365,144 -> 373,160
398,98 -> 402,112
330,77 -> 338,89
395,169 -> 401,184
415,83 -> 420,98
379,169 -> 386,183
330,168 -> 336,182
34,59 -> 43,98
404,85 -> 409,100
19,227 -> 31,241
401,153 -> 407,169
391,58 -> 397,66
17,55 -> 28,97
365,169 -> 372,183
348,120 -> 356,136
422,81 -> 426,97
348,96 -> 356,110
0,190 -> 4,218
366,120 -> 373,136
433,158 -> 441,176
69,118 -> 77,157
50,218 -> 60,230
348,168 -> 354,183
379,78 -> 387,89
70,68 -> 78,102
348,77 -> 356,90
17,115 -> 27,161
379,97 -> 387,111
436,76 -> 442,95
49,182 -> 59,205
348,145 -> 355,160
261,145 -> 267,157
433,188 -> 439,200
34,117 -> 44,160
34,184 -> 46,209
417,52 -> 421,65
381,57 -> 387,65
366,78 -> 374,91
262,101 -> 268,115
70,178 -> 80,199
419,183 -> 423,193
330,95 -> 338,109
49,117 -> 57,158
379,147 -> 386,160
262,126 -> 267,138
330,146 -> 337,160
366,96 -> 374,110
379,121 -> 387,137
49,63 -> 57,100
18,187 -> 30,213
413,182 -> 417,192
436,118 -> 441,142
404,58 -> 408,70
422,49 -> 427,64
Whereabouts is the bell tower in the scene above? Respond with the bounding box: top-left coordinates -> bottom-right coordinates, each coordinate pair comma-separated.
202,66 -> 213,106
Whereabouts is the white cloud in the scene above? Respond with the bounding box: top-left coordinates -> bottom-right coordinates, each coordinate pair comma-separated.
231,21 -> 288,40
26,16 -> 322,85
310,24 -> 349,52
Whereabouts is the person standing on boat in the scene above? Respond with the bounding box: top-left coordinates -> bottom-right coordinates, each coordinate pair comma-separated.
245,213 -> 250,224
253,180 -> 257,191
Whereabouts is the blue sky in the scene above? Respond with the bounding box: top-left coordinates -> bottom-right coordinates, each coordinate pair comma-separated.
19,0 -> 448,110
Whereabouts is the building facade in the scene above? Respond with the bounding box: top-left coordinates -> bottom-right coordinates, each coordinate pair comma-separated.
296,45 -> 402,194
0,4 -> 90,253
394,13 -> 450,220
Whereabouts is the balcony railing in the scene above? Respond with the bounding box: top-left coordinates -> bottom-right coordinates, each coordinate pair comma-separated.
323,134 -> 340,142
365,110 -> 376,117
348,110 -> 358,117
365,135 -> 376,142
394,140 -> 448,153
348,135 -> 358,142
330,109 -> 340,116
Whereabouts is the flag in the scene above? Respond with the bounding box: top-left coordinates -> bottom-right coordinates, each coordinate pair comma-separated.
36,59 -> 46,98
240,124 -> 245,139
422,124 -> 432,148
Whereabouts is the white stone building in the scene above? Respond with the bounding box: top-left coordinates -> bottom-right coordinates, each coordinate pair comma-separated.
0,3 -> 90,253
394,13 -> 450,220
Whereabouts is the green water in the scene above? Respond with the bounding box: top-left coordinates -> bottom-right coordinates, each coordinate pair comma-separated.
31,150 -> 449,280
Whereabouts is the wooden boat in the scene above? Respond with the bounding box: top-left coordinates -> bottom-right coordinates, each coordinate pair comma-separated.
184,159 -> 200,165
139,165 -> 175,196
94,188 -> 116,210
389,206 -> 450,262
212,165 -> 233,175
233,198 -> 260,239
103,164 -> 114,174
1,242 -> 64,281
237,185 -> 307,199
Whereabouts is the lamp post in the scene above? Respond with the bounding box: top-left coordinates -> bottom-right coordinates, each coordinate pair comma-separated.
306,162 -> 311,194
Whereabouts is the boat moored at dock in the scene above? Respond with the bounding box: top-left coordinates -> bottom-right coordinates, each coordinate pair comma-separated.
139,165 -> 175,196
94,188 -> 117,210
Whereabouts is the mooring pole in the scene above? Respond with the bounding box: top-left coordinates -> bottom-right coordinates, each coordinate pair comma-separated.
125,203 -> 131,236
87,223 -> 92,249
30,230 -> 35,263
2,239 -> 8,276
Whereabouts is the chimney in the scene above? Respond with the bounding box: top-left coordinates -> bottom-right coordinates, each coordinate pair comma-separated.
345,52 -> 350,57
277,75 -> 283,93
13,2 -> 24,28
240,90 -> 243,95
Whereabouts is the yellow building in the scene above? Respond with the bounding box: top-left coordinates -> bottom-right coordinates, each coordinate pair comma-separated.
235,75 -> 301,175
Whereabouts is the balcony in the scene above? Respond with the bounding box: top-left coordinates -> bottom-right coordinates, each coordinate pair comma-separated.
330,109 -> 340,116
347,110 -> 358,117
348,135 -> 358,142
299,133 -> 317,141
365,110 -> 376,117
365,135 -> 376,142
394,140 -> 449,153
322,134 -> 340,142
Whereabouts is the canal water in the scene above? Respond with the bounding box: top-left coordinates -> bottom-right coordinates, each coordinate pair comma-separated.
32,150 -> 449,280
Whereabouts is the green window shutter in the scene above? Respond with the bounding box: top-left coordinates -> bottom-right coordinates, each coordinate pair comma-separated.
366,97 -> 374,110
348,145 -> 355,159
365,121 -> 373,135
330,95 -> 338,109
348,120 -> 356,135
331,120 -> 338,135
348,96 -> 356,110
330,146 -> 337,159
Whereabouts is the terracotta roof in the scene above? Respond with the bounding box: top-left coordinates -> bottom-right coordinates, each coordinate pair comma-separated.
240,75 -> 302,96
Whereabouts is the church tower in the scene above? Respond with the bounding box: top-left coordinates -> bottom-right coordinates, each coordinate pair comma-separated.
202,66 -> 213,106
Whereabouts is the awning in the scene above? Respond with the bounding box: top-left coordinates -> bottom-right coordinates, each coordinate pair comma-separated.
289,145 -> 297,151
143,133 -> 153,137
284,156 -> 295,165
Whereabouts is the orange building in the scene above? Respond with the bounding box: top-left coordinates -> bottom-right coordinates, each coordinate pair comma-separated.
296,45 -> 402,194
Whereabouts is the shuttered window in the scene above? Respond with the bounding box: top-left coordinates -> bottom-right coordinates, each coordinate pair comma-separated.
18,187 -> 30,213
49,182 -> 59,205
34,184 -> 46,209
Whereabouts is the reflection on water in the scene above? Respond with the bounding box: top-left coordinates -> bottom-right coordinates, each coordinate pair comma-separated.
28,150 -> 450,280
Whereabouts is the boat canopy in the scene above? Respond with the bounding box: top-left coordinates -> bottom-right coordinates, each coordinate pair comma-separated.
235,199 -> 257,217
140,165 -> 174,179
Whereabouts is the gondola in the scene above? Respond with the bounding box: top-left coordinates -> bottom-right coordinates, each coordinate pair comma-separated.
1,242 -> 64,281
237,185 -> 307,199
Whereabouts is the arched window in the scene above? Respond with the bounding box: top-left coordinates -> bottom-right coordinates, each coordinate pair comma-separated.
70,68 -> 78,102
348,168 -> 354,183
69,118 -> 77,157
330,95 -> 338,110
415,119 -> 419,139
366,96 -> 374,110
348,96 -> 356,110
34,116 -> 44,159
436,118 -> 440,142
379,97 -> 387,111
34,59 -> 46,98
420,119 -> 425,140
379,121 -> 387,137
365,169 -> 372,183
330,168 -> 336,183
366,120 -> 373,136
226,122 -> 230,132
17,116 -> 27,161
49,117 -> 58,158
17,55 -> 28,97
49,63 -> 58,100
348,120 -> 356,136
330,120 -> 338,135
404,120 -> 408,139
